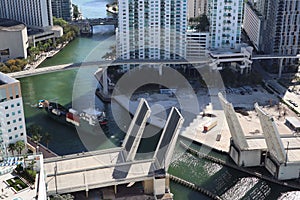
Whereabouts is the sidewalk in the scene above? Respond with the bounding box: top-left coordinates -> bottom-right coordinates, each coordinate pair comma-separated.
24,42 -> 69,71
27,136 -> 58,159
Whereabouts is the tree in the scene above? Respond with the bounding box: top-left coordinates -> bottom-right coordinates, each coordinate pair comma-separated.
32,133 -> 42,146
5,59 -> 17,67
72,4 -> 80,20
53,17 -> 68,27
28,125 -> 42,136
43,43 -> 50,52
43,132 -> 52,148
15,140 -> 26,155
37,42 -> 44,51
189,17 -> 195,23
53,194 -> 74,200
196,14 -> 209,32
10,65 -> 21,72
28,125 -> 43,145
15,59 -> 27,69
0,65 -> 11,73
8,143 -> 16,156
29,46 -> 39,59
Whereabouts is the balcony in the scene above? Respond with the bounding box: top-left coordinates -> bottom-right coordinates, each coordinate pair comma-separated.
224,0 -> 233,3
224,6 -> 232,11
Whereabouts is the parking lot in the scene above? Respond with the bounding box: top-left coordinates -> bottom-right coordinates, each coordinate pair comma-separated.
221,85 -> 279,110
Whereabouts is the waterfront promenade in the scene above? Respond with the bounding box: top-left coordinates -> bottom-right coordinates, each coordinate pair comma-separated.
27,136 -> 58,159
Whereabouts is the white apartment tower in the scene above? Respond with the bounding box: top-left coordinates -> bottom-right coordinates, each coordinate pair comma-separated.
0,0 -> 53,28
207,0 -> 243,49
117,0 -> 187,64
187,0 -> 207,19
0,72 -> 27,156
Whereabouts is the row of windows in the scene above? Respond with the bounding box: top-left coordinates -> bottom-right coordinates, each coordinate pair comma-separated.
5,110 -> 22,117
7,125 -> 23,132
6,118 -> 23,125
4,102 -> 21,109
8,133 -> 24,140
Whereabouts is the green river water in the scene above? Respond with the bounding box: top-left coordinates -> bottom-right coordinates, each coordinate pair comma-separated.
18,0 -> 299,199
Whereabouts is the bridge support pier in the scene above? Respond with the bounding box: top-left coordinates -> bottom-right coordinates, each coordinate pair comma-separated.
240,67 -> 244,75
159,64 -> 163,76
114,184 -> 117,194
103,68 -> 108,95
278,58 -> 284,78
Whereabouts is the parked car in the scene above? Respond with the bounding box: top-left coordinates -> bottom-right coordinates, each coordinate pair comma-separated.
294,103 -> 298,107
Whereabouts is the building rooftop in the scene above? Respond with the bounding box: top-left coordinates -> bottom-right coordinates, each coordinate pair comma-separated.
0,72 -> 18,85
0,80 -> 6,86
285,117 -> 300,128
0,18 -> 26,31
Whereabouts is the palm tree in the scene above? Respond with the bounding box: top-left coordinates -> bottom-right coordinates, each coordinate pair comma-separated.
28,125 -> 42,136
32,133 -> 42,146
43,132 -> 52,149
15,140 -> 25,155
8,143 -> 16,156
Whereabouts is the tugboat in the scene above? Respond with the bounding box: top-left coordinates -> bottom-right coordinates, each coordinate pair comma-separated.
38,100 -> 108,127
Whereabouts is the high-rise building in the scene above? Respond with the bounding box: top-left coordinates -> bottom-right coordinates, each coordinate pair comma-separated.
186,30 -> 209,58
187,0 -> 207,19
243,2 -> 263,51
207,0 -> 243,49
258,0 -> 300,64
51,0 -> 73,21
0,0 -> 53,28
0,72 -> 27,156
117,0 -> 187,69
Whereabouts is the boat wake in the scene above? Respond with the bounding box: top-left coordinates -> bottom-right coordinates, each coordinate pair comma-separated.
221,177 -> 259,200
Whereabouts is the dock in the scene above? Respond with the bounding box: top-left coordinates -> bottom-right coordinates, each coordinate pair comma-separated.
169,174 -> 222,200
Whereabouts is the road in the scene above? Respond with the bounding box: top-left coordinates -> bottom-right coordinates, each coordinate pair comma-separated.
252,61 -> 300,114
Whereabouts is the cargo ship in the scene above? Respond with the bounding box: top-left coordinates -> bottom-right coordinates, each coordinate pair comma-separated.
38,100 -> 108,127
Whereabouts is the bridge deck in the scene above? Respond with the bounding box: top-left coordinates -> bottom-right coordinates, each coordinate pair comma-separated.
45,149 -> 155,194
9,58 -> 210,78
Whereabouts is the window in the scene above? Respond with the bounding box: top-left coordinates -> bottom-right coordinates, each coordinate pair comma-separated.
18,118 -> 22,121
20,133 -> 24,136
11,104 -> 14,108
8,129 -> 11,133
9,136 -> 12,140
12,112 -> 15,116
17,103 -> 20,106
14,127 -> 17,131
5,106 -> 8,109
19,125 -> 23,129
18,110 -> 21,114
15,134 -> 18,138
13,120 -> 16,123
6,114 -> 9,117
7,121 -> 10,125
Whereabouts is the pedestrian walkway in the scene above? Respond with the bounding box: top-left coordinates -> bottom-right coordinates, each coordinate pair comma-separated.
27,136 -> 58,158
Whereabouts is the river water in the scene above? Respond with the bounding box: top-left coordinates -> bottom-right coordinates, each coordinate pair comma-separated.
19,0 -> 299,199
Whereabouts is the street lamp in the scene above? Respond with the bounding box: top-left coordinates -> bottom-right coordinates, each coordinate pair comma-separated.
36,145 -> 39,154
